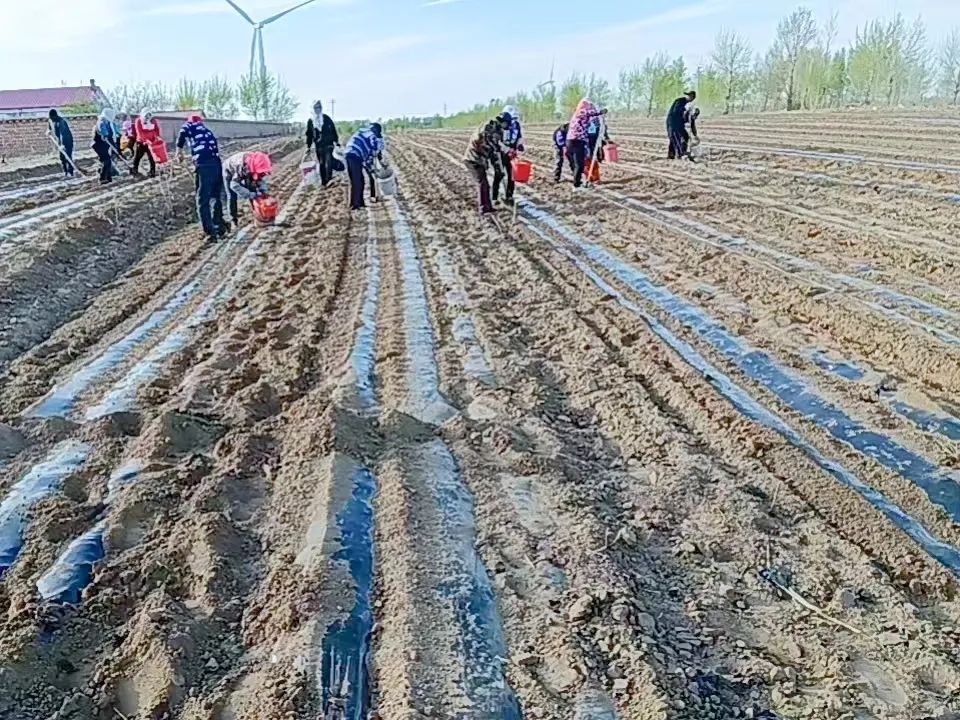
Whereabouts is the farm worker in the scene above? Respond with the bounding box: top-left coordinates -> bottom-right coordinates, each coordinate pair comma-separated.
120,114 -> 136,157
177,114 -> 228,241
667,90 -> 697,159
493,105 -> 524,205
462,115 -> 511,215
566,98 -> 607,188
586,117 -> 612,163
47,109 -> 75,178
223,150 -> 272,224
133,109 -> 161,178
306,100 -> 340,187
92,110 -> 117,185
552,123 -> 568,183
344,123 -> 385,211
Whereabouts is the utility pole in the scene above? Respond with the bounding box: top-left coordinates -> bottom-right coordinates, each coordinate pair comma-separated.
331,98 -> 336,118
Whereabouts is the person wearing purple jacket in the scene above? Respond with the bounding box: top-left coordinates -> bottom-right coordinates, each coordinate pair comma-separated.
566,98 -> 606,188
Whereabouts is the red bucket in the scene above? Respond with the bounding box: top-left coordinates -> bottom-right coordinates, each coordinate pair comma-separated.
149,140 -> 168,165
512,159 -> 533,184
584,159 -> 601,183
253,195 -> 278,225
606,143 -> 620,163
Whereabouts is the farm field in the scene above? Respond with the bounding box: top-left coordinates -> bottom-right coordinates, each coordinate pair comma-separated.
1,110 -> 960,720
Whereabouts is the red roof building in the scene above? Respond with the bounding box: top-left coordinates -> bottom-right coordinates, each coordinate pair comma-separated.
0,80 -> 107,118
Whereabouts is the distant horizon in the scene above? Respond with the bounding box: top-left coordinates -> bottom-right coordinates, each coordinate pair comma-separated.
0,0 -> 955,121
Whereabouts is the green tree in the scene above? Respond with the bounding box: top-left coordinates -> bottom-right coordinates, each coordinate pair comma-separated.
559,73 -> 588,115
848,15 -> 929,106
238,73 -> 297,122
711,29 -> 752,114
175,79 -> 204,112
940,28 -> 960,104
202,76 -> 238,118
775,7 -> 818,110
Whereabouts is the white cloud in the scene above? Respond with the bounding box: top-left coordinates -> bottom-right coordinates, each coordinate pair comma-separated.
0,0 -> 119,52
423,0 -> 465,7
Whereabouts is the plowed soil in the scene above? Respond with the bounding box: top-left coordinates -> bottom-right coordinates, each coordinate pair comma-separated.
1,111 -> 960,720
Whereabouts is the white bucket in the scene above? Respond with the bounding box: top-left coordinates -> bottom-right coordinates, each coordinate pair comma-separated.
300,161 -> 319,185
376,173 -> 397,197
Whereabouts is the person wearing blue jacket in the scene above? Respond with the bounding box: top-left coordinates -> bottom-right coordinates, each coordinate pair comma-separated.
552,123 -> 568,183
177,114 -> 228,241
48,109 -> 75,178
345,123 -> 385,211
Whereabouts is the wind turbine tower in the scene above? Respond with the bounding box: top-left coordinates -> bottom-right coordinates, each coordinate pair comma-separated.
225,0 -> 318,78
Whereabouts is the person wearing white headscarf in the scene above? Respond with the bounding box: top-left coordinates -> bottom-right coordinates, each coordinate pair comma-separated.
92,109 -> 117,184
132,108 -> 162,177
305,100 -> 340,187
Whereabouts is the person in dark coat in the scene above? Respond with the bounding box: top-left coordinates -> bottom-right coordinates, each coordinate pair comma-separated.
92,111 -> 116,184
306,100 -> 340,187
552,123 -> 568,183
48,109 -> 75,178
493,105 -> 523,205
667,90 -> 697,159
177,114 -> 228,241
462,115 -> 510,214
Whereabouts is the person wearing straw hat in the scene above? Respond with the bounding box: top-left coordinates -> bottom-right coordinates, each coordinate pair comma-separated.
667,90 -> 697,159
48,109 -> 75,178
177,114 -> 228,241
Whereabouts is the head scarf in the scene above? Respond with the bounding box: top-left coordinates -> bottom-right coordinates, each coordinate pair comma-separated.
100,107 -> 117,123
313,100 -> 323,125
141,109 -> 156,130
245,151 -> 272,178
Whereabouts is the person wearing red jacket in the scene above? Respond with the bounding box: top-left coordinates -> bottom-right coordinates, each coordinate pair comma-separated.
132,109 -> 161,177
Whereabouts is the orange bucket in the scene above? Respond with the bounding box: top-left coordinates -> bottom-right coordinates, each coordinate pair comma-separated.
584,159 -> 601,183
149,140 -> 168,165
606,143 -> 620,163
253,195 -> 278,225
512,159 -> 533,184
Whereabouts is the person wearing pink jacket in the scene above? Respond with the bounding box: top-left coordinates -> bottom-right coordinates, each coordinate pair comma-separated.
132,109 -> 161,177
566,98 -> 607,188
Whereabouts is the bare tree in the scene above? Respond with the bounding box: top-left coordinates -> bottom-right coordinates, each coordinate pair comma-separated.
712,29 -> 752,114
776,6 -> 818,110
941,29 -> 960,104
108,82 -> 172,115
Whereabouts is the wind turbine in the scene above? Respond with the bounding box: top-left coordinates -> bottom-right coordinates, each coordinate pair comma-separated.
225,0 -> 318,78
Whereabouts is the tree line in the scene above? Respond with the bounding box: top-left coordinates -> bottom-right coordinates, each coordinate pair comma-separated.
63,74 -> 298,123
424,7 -> 960,129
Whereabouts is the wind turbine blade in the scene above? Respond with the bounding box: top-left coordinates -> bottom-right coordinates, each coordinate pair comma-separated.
250,30 -> 258,78
224,0 -> 256,24
262,0 -> 317,25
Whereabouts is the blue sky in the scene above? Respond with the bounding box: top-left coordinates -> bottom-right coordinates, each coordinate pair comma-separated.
0,0 -> 955,120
